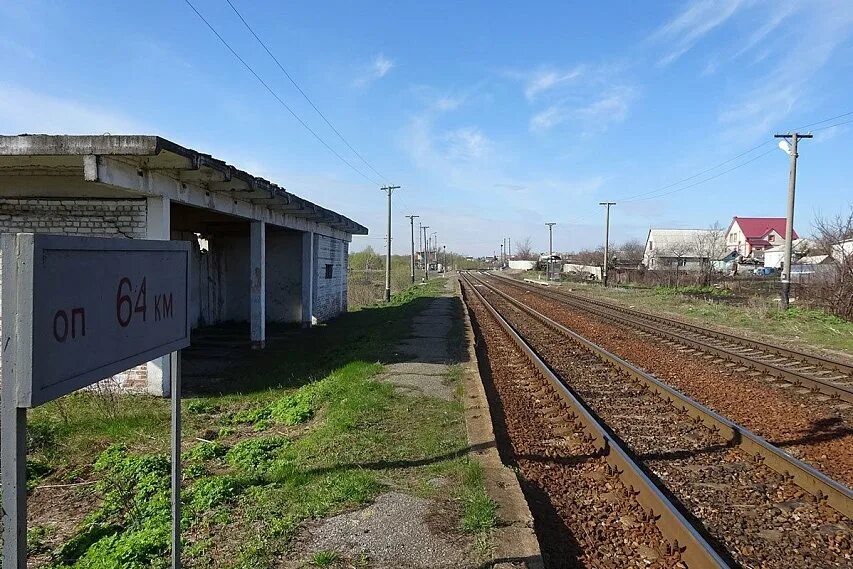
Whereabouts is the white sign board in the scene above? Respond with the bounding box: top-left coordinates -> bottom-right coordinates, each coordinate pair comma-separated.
3,234 -> 190,407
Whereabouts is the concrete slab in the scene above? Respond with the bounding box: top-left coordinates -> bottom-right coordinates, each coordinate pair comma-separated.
457,277 -> 543,568
301,492 -> 470,568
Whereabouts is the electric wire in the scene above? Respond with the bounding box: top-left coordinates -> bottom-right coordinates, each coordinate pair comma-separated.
183,0 -> 382,187
792,110 -> 853,131
810,118 -> 853,132
614,109 -> 853,204
616,140 -> 772,202
224,0 -> 389,183
625,148 -> 777,203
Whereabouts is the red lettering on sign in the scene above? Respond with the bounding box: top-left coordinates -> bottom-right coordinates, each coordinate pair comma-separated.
117,277 -> 132,327
53,310 -> 68,342
71,308 -> 86,338
135,277 -> 147,322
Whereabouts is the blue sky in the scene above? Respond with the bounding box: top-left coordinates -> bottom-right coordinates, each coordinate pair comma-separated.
1,0 -> 852,255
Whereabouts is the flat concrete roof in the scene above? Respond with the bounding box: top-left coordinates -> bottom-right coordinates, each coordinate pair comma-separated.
0,134 -> 368,236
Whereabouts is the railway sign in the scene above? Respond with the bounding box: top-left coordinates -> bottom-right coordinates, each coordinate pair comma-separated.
1,234 -> 191,569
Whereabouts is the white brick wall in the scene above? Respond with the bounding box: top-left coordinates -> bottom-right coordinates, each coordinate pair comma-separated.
313,234 -> 347,321
0,198 -> 149,391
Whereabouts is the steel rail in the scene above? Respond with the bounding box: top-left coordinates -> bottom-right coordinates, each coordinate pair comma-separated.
496,271 -> 853,375
489,272 -> 853,403
459,274 -> 730,569
467,272 -> 853,519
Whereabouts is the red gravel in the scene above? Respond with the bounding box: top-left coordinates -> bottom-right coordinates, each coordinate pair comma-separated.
472,276 -> 852,568
462,284 -> 685,568
486,276 -> 853,488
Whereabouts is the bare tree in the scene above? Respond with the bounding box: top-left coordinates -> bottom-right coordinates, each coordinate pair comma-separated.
514,236 -> 536,260
809,206 -> 853,319
568,247 -> 603,266
615,239 -> 645,262
694,223 -> 726,285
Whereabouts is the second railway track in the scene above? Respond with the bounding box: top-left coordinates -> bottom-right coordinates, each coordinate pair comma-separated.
489,271 -> 853,404
461,272 -> 852,568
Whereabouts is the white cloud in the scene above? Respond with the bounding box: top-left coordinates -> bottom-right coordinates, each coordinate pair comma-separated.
354,53 -> 395,86
444,127 -> 492,161
373,53 -> 394,77
524,66 -> 584,100
718,3 -> 853,140
431,95 -> 463,112
653,0 -> 747,66
0,84 -> 143,134
530,104 -> 568,132
529,88 -> 635,134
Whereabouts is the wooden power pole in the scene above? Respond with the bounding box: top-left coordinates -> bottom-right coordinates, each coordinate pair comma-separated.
600,202 -> 616,286
773,133 -> 811,310
381,185 -> 400,301
405,214 -> 419,284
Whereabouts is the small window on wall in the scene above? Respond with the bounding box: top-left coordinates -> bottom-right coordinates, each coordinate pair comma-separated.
325,264 -> 334,279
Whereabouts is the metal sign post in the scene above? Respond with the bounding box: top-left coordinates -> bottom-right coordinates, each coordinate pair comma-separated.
1,234 -> 190,569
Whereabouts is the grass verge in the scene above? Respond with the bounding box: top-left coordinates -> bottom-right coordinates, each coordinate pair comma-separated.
25,277 -> 494,568
557,280 -> 853,356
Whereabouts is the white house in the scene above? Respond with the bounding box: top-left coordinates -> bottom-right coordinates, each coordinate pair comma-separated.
725,217 -> 797,257
763,239 -> 809,268
642,228 -> 724,270
832,238 -> 853,261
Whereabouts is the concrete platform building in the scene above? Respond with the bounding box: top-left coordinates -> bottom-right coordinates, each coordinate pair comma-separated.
0,134 -> 367,395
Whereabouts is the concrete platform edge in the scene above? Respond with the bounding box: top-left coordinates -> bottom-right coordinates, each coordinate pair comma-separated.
456,277 -> 544,569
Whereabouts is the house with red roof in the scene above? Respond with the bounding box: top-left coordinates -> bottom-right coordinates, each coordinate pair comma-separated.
725,217 -> 798,257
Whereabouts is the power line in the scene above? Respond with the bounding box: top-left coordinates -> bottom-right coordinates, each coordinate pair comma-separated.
625,148 -> 776,203
182,0 -> 381,186
793,110 -> 853,131
616,141 -> 772,202
614,109 -> 853,204
810,117 -> 853,132
224,0 -> 389,183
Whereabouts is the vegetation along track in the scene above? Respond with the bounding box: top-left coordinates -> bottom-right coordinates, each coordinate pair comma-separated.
462,272 -> 852,568
486,271 -> 853,486
492,271 -> 853,403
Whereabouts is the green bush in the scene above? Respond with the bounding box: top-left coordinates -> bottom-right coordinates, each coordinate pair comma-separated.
51,445 -> 172,568
185,440 -> 228,463
186,476 -> 241,513
225,436 -> 290,473
270,392 -> 315,426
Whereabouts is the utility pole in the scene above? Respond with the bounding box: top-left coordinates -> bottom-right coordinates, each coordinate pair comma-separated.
422,225 -> 430,281
443,245 -> 447,273
417,221 -> 422,268
431,232 -> 437,267
599,202 -> 616,286
500,243 -> 504,268
774,132 -> 812,310
545,222 -> 556,280
405,215 -> 419,284
508,237 -> 511,260
381,185 -> 400,302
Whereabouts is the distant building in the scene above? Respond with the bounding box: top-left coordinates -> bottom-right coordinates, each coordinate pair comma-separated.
791,254 -> 835,281
725,217 -> 797,257
831,238 -> 853,261
763,239 -> 809,268
642,228 -> 724,270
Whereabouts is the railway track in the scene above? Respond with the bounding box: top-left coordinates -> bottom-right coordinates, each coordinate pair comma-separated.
489,272 -> 853,405
461,272 -> 852,568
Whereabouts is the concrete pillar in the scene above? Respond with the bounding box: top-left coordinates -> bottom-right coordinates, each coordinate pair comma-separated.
301,231 -> 314,326
338,239 -> 345,313
146,196 -> 172,397
250,221 -> 266,349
